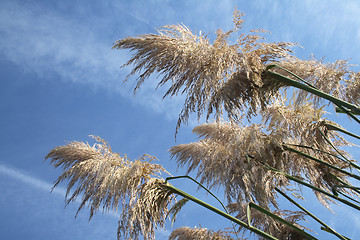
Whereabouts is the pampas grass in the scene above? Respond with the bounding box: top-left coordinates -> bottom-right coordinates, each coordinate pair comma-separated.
46,8 -> 360,240
113,10 -> 296,130
46,136 -> 175,240
113,10 -> 359,129
170,117 -> 356,209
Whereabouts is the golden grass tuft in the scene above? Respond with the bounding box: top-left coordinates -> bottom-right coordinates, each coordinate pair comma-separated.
170,116 -> 356,211
118,178 -> 175,240
114,10 -> 360,131
113,11 -> 296,130
46,136 -> 175,240
170,122 -> 288,209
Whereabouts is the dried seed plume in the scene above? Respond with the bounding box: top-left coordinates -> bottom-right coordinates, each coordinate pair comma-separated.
46,136 -> 175,240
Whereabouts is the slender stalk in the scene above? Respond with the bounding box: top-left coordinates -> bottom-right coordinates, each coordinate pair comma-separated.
265,70 -> 360,114
331,173 -> 360,194
330,173 -> 360,202
165,175 -> 246,239
334,187 -> 360,204
336,105 -> 360,124
332,184 -> 360,200
166,175 -> 228,213
319,130 -> 349,161
283,145 -> 360,181
165,183 -> 278,240
320,227 -> 351,240
335,106 -> 360,115
318,130 -> 359,171
324,123 -> 360,141
267,64 -> 317,89
285,144 -> 356,166
335,104 -> 360,124
248,202 -> 317,239
262,163 -> 360,211
337,191 -> 360,204
275,188 -> 349,240
267,65 -> 360,124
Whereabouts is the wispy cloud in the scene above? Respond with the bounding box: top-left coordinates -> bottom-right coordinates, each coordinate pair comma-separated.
0,0 -> 244,127
0,162 -> 124,218
0,163 -> 66,197
0,1 -> 125,85
0,162 -> 123,239
111,2 -> 154,28
247,0 -> 360,61
0,162 -> 172,238
0,0 -> 184,122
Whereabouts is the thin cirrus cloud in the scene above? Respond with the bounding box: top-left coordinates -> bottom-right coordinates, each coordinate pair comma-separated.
0,162 -> 67,198
0,162 -> 171,238
246,0 -> 360,60
0,161 -> 122,220
0,0 -> 184,122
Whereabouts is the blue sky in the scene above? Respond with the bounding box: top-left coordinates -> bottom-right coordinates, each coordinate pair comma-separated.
1,0 -> 360,239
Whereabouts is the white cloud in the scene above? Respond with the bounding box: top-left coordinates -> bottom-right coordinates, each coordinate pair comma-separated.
0,162 -> 66,197
246,0 -> 360,62
0,0 -> 259,127
0,162 -> 121,239
0,1 -> 124,84
0,162 -> 173,238
0,1 -> 185,122
0,162 -> 125,218
3,0 -> 358,131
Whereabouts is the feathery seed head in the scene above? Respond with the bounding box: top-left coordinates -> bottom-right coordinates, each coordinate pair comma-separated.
114,9 -> 360,134
46,136 -> 175,240
170,122 -> 287,208
113,12 -> 296,130
171,119 -> 357,210
118,178 -> 175,240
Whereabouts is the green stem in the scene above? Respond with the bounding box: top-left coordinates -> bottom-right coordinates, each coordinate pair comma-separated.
335,188 -> 360,204
335,104 -> 360,124
284,145 -> 360,181
330,173 -> 360,196
267,64 -> 317,89
335,106 -> 360,115
248,202 -> 317,239
324,123 -> 360,141
275,188 -> 349,240
165,183 -> 278,240
165,176 -> 244,240
166,175 -> 228,213
318,130 -> 358,170
262,163 -> 360,211
265,69 -> 360,114
267,65 -> 360,123
320,227 -> 351,239
332,184 -> 360,202
285,144 -> 352,164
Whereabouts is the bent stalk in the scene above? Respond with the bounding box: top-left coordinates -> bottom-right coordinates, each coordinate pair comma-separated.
164,183 -> 278,240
